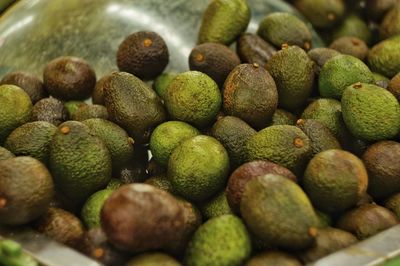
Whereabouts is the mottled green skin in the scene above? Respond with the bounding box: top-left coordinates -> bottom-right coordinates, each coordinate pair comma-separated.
380,6 -> 400,39
81,189 -> 114,229
245,125 -> 311,175
373,72 -> 390,83
82,118 -> 134,169
106,178 -> 124,190
258,13 -> 312,50
266,46 -> 314,111
103,72 -> 167,144
185,215 -> 251,266
296,119 -> 341,157
4,121 -> 56,164
246,251 -> 301,266
64,101 -> 87,119
72,104 -> 108,121
49,121 -> 112,204
0,85 -> 32,144
385,193 -> 400,219
126,253 -> 181,266
198,0 -> 250,45
368,36 -> 400,78
294,0 -> 345,29
152,72 -> 177,99
241,174 -> 319,250
165,71 -> 221,128
211,116 -> 256,168
319,55 -> 374,99
342,83 -> 400,141
150,121 -> 200,167
270,109 -> 297,126
0,146 -> 14,161
333,15 -> 371,44
200,191 -> 232,220
145,175 -> 175,194
303,149 -> 368,213
168,135 -> 229,202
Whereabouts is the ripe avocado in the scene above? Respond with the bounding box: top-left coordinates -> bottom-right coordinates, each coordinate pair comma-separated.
329,37 -> 368,61
368,35 -> 400,78
126,253 -> 181,266
388,72 -> 400,101
237,33 -> 277,68
72,104 -> 108,121
200,191 -> 232,220
246,251 -> 301,266
385,193 -> 400,219
92,73 -> 113,105
307,48 -> 341,75
380,5 -> 400,39
32,97 -> 67,126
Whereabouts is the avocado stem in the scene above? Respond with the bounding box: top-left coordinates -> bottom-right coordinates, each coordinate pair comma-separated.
308,227 -> 318,237
93,248 -> 105,258
128,137 -> 135,145
143,38 -> 153,47
296,119 -> 305,126
0,198 -> 7,208
60,126 -> 70,134
281,43 -> 289,49
353,82 -> 362,89
293,137 -> 304,148
195,53 -> 205,62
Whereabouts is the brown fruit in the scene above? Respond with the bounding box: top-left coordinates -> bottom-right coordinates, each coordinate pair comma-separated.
31,97 -> 67,126
237,33 -> 277,68
329,37 -> 368,61
388,72 -> 400,101
92,74 -> 112,105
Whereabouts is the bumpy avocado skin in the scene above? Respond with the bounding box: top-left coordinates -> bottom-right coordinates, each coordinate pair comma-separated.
368,35 -> 400,78
200,191 -> 232,220
246,251 -> 301,266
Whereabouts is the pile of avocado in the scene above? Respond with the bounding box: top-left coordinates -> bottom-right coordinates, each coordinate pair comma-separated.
0,0 -> 400,265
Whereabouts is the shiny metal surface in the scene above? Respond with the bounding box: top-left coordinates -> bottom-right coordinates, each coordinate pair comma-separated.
0,0 -> 323,79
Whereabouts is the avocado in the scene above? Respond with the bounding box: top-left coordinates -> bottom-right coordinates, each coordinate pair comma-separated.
200,191 -> 232,220
152,72 -> 177,100
245,125 -> 312,175
241,174 -> 320,250
0,71 -> 47,104
145,174 -> 175,194
72,104 -> 109,121
246,251 -> 301,266
150,121 -> 200,167
82,118 -> 135,169
81,189 -> 115,229
294,0 -> 345,29
307,48 -> 341,75
164,71 -> 221,128
0,239 -> 38,266
198,0 -> 250,45
368,35 -> 400,78
373,72 -> 390,88
237,33 -> 277,68
296,119 -> 341,157
189,42 -> 240,87
101,184 -> 185,253
380,4 -> 400,39
0,156 -> 54,225
362,141 -> 400,199
366,0 -> 396,21
223,63 -> 278,128
388,72 -> 400,101
49,121 -> 112,204
258,12 -> 312,50
43,56 -> 96,100
226,160 -> 296,214
319,54 -> 374,99
32,97 -> 67,126
329,37 -> 368,61
0,146 -> 14,160
184,214 -> 251,266
103,71 -> 167,143
270,108 -> 297,126
115,159 -> 148,184
92,74 -> 112,105
298,227 -> 358,263
0,85 -> 32,144
4,121 -> 57,164
117,31 -> 169,80
34,207 -> 85,249
168,135 -> 229,202
266,45 -> 314,111
211,116 -> 256,168
333,14 -> 371,44
64,100 -> 87,119
126,253 -> 181,266
336,203 -> 398,239
385,193 -> 400,219
303,149 -> 368,213
341,83 -> 400,141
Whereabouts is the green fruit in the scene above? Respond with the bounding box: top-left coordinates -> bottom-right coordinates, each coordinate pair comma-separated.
368,35 -> 400,78
0,84 -> 32,144
380,5 -> 400,39
245,125 -> 311,175
49,121 -> 112,203
165,71 -> 221,128
200,191 -> 232,220
329,37 -> 368,61
0,239 -> 38,266
270,109 -> 297,126
145,174 -> 175,194
64,101 -> 87,119
303,149 -> 368,213
103,71 -> 167,144
319,55 -> 374,99
4,121 -> 57,164
0,156 -> 54,225
150,121 -> 200,167
341,83 -> 400,141
168,135 -> 229,202
106,178 -> 124,190
258,12 -> 312,50
0,146 -> 14,160
241,174 -> 319,250
223,63 -> 278,128
211,116 -> 256,168
307,48 -> 341,75
333,15 -> 371,44
126,253 -> 181,266
266,45 -> 315,111
72,104 -> 108,121
385,193 -> 400,219
246,251 -> 301,266
184,214 -> 251,266
152,72 -> 177,99
198,0 -> 251,45
81,189 -> 114,229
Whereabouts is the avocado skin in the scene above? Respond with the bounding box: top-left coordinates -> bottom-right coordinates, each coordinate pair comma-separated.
246,251 -> 301,266
32,97 -> 67,126
368,35 -> 400,78
126,253 -> 181,266
72,104 -> 108,121
0,146 -> 14,161
307,48 -> 341,75
237,33 -> 277,68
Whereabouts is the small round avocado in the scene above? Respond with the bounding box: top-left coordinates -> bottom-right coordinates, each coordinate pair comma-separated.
126,253 -> 181,266
307,48 -> 341,75
0,146 -> 14,161
0,71 -> 47,104
333,15 -> 371,44
43,56 -> 96,100
329,37 -> 368,61
368,35 -> 400,79
32,97 -> 67,126
81,189 -> 114,229
72,104 -> 108,121
117,31 -> 169,80
152,72 -> 177,99
385,193 -> 400,219
237,33 -> 277,68
388,73 -> 400,101
246,251 -> 301,266
189,42 -> 240,87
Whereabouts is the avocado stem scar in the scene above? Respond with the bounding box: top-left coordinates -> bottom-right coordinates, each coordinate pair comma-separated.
195,53 -> 205,62
93,248 -> 105,258
0,198 -> 7,208
293,137 -> 304,148
296,119 -> 305,126
143,38 -> 153,47
308,227 -> 318,237
304,42 -> 311,50
253,63 -> 260,68
60,126 -> 70,134
281,43 -> 289,49
353,82 -> 362,89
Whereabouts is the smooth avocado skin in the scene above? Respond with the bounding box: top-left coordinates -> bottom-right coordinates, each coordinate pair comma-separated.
0,84 -> 32,144
81,189 -> 114,229
184,214 -> 251,266
237,33 -> 277,68
49,121 -> 112,204
126,253 -> 181,266
168,135 -> 230,202
103,71 -> 167,144
368,35 -> 400,78
200,191 -> 232,220
266,45 -> 315,111
152,72 -> 177,99
240,174 -> 320,250
198,0 -> 250,46
341,83 -> 400,141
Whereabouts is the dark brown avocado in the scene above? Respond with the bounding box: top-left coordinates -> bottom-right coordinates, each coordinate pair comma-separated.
31,97 -> 67,126
237,33 -> 277,68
